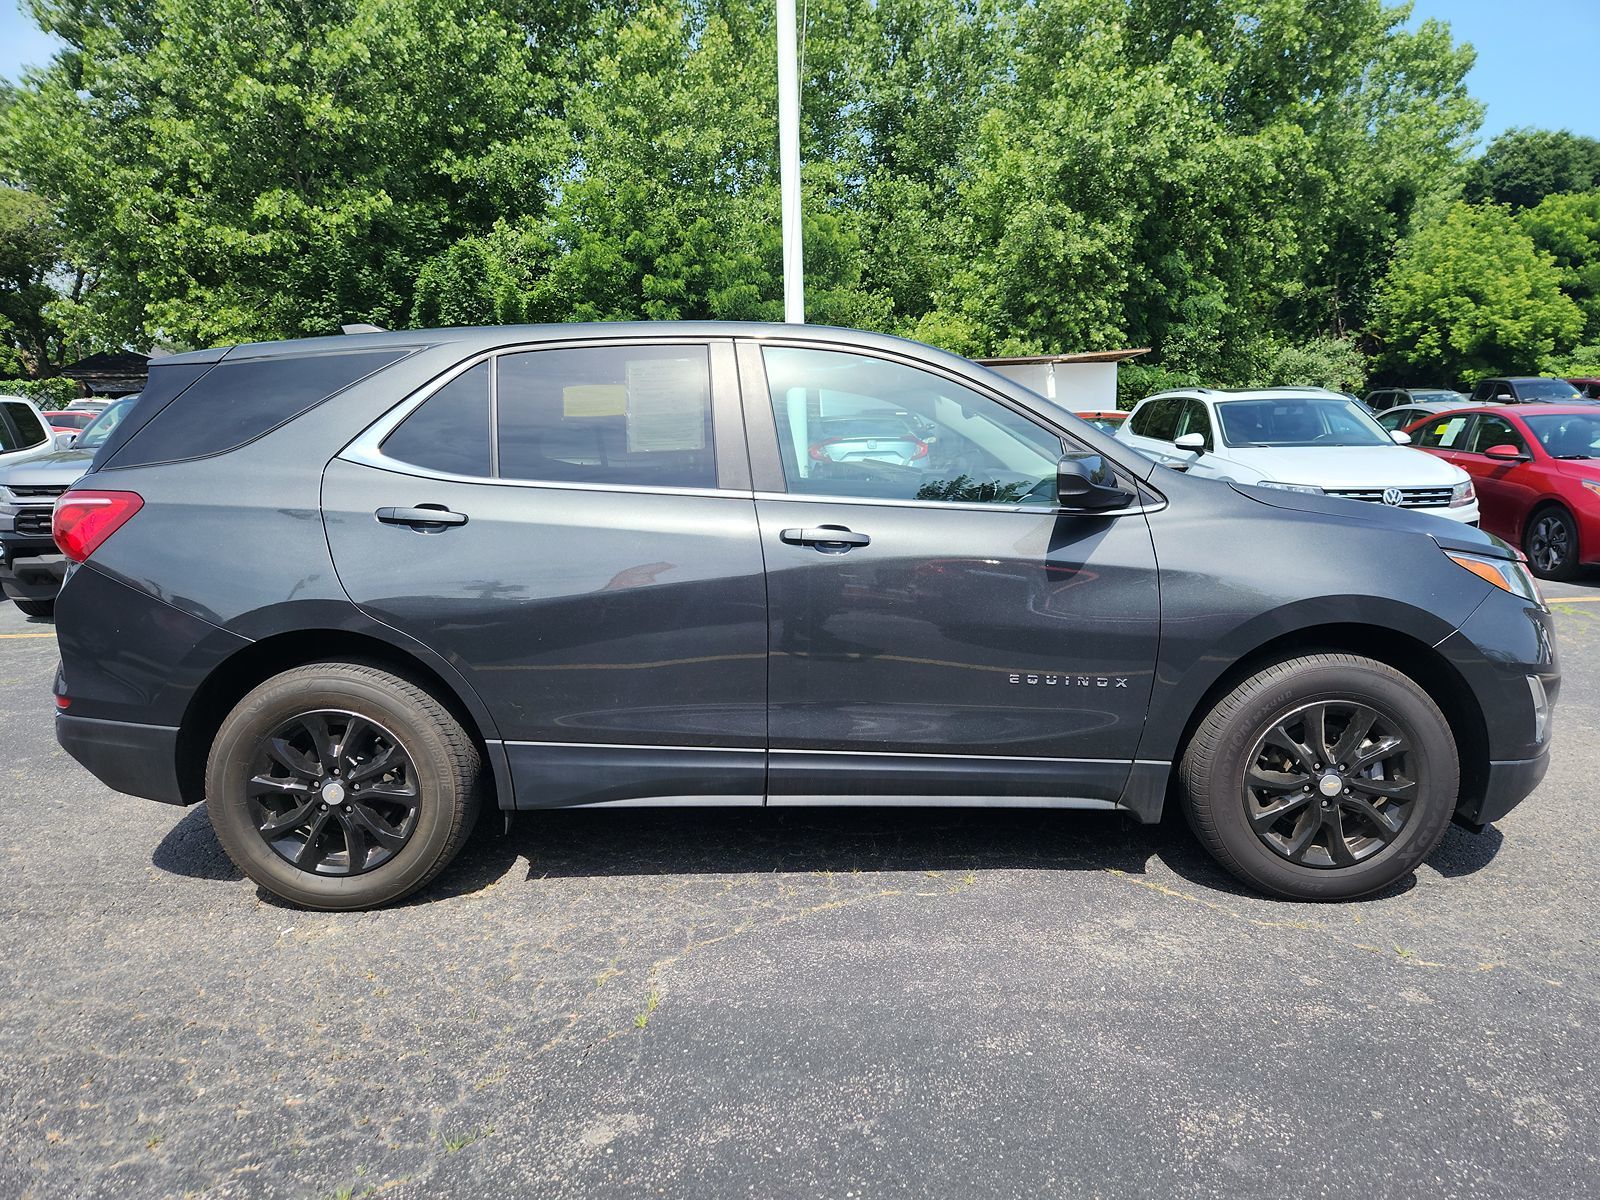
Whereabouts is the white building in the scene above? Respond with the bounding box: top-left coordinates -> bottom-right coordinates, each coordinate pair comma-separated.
977,348 -> 1150,415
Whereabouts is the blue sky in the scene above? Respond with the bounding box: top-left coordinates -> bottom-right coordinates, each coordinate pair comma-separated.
0,0 -> 1596,144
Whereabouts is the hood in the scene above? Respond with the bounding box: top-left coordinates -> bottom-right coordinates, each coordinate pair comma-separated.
0,447 -> 95,487
1217,444 -> 1466,487
1231,482 -> 1514,559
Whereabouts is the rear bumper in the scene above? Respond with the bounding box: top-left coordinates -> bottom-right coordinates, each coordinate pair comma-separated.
0,551 -> 67,602
56,713 -> 188,806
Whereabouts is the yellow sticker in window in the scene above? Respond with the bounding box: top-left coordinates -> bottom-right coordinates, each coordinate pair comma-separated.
563,384 -> 626,418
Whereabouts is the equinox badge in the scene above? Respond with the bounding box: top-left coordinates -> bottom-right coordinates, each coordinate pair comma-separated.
1009,673 -> 1130,688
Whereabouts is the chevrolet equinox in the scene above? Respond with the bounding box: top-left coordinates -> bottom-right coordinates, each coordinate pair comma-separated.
51,324 -> 1558,909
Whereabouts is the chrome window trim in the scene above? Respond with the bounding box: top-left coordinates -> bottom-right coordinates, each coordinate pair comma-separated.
751,489 -> 1166,518
340,340 -> 744,499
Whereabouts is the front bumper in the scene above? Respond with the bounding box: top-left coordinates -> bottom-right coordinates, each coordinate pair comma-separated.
1456,749 -> 1551,830
0,551 -> 67,602
1426,500 -> 1479,525
56,713 -> 187,806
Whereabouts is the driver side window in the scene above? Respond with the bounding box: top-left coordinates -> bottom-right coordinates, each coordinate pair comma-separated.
761,347 -> 1064,505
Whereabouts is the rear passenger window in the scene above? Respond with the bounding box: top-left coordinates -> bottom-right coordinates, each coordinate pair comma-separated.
380,362 -> 491,477
1414,416 -> 1470,449
496,346 -> 714,489
104,348 -> 409,469
0,402 -> 47,451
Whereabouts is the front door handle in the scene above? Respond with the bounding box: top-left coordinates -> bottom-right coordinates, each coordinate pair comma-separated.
779,525 -> 871,550
376,505 -> 468,528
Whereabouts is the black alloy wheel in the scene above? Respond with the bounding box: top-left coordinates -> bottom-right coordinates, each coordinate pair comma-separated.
206,662 -> 481,910
1526,508 -> 1578,580
1179,653 -> 1457,901
248,709 -> 420,876
1244,701 -> 1417,868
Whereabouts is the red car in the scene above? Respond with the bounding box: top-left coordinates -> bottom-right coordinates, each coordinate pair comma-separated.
1403,403 -> 1600,579
46,409 -> 98,435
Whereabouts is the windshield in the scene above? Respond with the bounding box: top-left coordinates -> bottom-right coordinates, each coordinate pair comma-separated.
1516,379 -> 1582,400
76,397 -> 134,450
1409,390 -> 1461,403
49,410 -> 96,429
1522,413 -> 1600,459
1216,397 -> 1392,447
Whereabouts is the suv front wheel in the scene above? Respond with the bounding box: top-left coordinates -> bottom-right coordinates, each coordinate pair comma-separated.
205,662 -> 481,910
1179,653 -> 1457,901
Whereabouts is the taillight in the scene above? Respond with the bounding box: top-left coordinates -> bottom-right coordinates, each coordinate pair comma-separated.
53,490 -> 144,563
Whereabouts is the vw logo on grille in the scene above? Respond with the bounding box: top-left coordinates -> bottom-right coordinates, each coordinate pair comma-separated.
1381,487 -> 1404,506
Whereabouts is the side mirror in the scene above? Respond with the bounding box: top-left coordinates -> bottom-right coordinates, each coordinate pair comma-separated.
54,431 -> 76,450
1389,429 -> 1412,444
1173,432 -> 1206,454
1484,443 -> 1527,461
1057,453 -> 1135,511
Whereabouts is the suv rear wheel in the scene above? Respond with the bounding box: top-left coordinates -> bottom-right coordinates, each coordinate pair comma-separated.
1179,654 -> 1456,901
205,662 -> 481,910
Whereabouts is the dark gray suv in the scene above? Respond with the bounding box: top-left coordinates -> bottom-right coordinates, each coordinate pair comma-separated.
52,324 -> 1558,909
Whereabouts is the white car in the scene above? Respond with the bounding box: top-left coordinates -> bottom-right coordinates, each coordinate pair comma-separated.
0,394 -> 70,461
1115,388 -> 1480,524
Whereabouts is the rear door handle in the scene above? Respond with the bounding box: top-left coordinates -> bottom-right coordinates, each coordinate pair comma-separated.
779,525 -> 871,549
376,505 -> 468,528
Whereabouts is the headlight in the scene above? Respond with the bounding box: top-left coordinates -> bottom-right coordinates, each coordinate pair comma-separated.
1581,480 -> 1600,499
1449,479 -> 1476,507
1255,481 -> 1324,494
1446,549 -> 1542,605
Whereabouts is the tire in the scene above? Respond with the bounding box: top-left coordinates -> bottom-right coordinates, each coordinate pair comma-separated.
1179,653 -> 1457,901
12,599 -> 53,618
205,662 -> 481,910
1524,505 -> 1580,581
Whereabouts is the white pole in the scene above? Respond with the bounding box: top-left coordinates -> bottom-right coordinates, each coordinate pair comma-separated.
776,0 -> 804,323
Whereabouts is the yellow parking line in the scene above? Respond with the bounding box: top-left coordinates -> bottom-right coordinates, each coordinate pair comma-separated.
0,631 -> 56,638
1546,595 -> 1600,604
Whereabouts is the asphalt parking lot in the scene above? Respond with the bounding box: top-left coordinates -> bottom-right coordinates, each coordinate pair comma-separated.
3,587 -> 1598,1200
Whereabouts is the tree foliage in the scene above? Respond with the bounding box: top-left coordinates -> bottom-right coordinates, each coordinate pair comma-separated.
1464,128 -> 1600,210
2,0 -> 1574,391
1373,202 -> 1584,382
0,183 -> 85,375
1522,190 -> 1600,343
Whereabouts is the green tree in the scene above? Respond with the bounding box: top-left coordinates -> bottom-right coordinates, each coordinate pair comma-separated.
1262,336 -> 1368,393
0,185 -> 85,376
1521,189 -> 1600,342
3,0 -> 569,347
1373,201 -> 1584,381
1464,128 -> 1600,210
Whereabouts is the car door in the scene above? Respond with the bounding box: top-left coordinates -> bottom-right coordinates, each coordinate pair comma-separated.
1410,410 -> 1473,470
1172,398 -> 1234,479
1457,412 -> 1538,542
739,339 -> 1160,808
323,337 -> 769,808
1121,395 -> 1182,458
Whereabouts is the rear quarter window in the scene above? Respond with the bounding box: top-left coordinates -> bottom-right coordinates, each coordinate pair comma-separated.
102,348 -> 411,469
